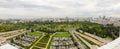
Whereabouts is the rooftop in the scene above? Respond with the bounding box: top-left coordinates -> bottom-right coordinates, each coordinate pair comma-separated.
98,37 -> 120,49
0,44 -> 18,49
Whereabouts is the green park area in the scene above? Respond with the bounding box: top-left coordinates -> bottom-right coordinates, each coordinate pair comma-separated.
28,32 -> 42,36
54,32 -> 71,37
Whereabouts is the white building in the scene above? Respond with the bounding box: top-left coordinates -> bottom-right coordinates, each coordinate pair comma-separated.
98,37 -> 120,49
0,44 -> 18,49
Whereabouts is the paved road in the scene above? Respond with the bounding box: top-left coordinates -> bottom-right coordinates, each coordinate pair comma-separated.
30,33 -> 45,49
76,34 -> 92,48
84,32 -> 112,44
69,30 -> 85,49
79,30 -> 112,44
75,31 -> 104,46
0,29 -> 25,35
5,31 -> 27,39
45,33 -> 56,49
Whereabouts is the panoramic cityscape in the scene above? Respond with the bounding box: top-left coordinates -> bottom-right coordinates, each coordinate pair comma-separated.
0,0 -> 120,49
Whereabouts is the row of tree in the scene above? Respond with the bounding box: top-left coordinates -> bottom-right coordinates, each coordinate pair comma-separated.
76,23 -> 120,39
1,20 -> 119,39
0,22 -> 28,32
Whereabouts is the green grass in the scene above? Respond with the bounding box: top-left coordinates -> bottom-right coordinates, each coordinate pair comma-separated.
78,34 -> 100,46
54,32 -> 71,37
76,35 -> 90,49
36,43 -> 46,47
28,35 -> 43,49
32,47 -> 41,49
35,35 -> 50,48
39,36 -> 50,43
47,37 -> 53,49
28,32 -> 42,36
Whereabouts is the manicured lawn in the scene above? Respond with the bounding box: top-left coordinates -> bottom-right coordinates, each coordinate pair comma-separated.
28,32 -> 42,36
47,37 -> 53,49
34,35 -> 50,48
39,37 -> 49,43
54,32 -> 71,37
36,43 -> 46,48
32,47 -> 41,49
28,35 -> 43,49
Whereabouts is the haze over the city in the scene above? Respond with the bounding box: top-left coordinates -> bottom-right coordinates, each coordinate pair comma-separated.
0,0 -> 120,19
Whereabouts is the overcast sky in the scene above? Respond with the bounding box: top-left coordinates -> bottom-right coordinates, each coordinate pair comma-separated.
0,0 -> 120,19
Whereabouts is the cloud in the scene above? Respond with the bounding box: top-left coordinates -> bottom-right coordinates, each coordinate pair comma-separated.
0,0 -> 60,10
0,0 -> 120,19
